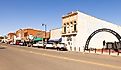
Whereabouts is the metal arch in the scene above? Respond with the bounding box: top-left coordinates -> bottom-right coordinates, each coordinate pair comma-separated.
84,28 -> 121,50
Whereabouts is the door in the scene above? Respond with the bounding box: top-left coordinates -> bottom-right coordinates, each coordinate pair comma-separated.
67,36 -> 72,51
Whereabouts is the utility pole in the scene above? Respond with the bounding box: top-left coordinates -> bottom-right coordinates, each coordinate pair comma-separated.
42,24 -> 47,42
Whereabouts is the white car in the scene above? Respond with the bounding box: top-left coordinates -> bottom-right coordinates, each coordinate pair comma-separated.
10,42 -> 14,45
45,42 -> 54,49
57,43 -> 67,51
32,41 -> 43,48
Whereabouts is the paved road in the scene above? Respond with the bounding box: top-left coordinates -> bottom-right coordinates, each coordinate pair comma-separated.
0,44 -> 121,70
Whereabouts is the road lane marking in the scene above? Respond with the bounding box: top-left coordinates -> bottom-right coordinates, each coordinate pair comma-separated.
18,49 -> 121,69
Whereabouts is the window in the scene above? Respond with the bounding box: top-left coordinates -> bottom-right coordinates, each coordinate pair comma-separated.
67,23 -> 69,25
66,23 -> 69,28
67,36 -> 72,41
24,32 -> 28,37
74,24 -> 77,31
70,22 -> 73,27
71,25 -> 73,27
74,21 -> 76,23
64,26 -> 66,33
63,23 -> 66,33
70,22 -> 73,24
67,26 -> 69,28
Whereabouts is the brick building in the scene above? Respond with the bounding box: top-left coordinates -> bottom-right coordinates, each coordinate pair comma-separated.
7,28 -> 50,44
15,28 -> 50,41
7,32 -> 16,42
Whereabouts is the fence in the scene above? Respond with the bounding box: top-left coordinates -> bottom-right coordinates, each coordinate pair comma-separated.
84,48 -> 121,56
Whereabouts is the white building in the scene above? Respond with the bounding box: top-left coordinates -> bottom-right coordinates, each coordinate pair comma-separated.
62,11 -> 121,52
49,28 -> 62,42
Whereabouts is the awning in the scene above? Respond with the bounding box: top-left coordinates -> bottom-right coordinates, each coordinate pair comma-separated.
48,38 -> 62,42
33,38 -> 43,41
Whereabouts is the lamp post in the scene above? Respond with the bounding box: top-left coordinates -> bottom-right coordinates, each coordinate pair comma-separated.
42,24 -> 47,42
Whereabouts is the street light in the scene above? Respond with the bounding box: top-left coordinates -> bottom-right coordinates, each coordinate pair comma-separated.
42,24 -> 47,42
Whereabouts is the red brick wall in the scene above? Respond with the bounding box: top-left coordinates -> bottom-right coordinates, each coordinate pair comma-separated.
15,28 -> 50,40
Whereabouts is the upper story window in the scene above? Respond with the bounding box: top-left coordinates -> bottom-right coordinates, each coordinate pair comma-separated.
24,32 -> 28,37
67,22 -> 69,28
70,22 -> 73,27
74,21 -> 76,23
73,21 -> 77,32
70,22 -> 73,24
64,26 -> 66,33
67,23 -> 69,25
74,24 -> 77,31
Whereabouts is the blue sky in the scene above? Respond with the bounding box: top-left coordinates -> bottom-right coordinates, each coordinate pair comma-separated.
0,0 -> 121,36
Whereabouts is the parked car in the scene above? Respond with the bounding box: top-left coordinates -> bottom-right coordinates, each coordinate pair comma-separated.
27,42 -> 32,47
44,42 -> 54,49
16,40 -> 21,45
10,42 -> 14,45
57,43 -> 67,51
32,41 -> 44,48
19,42 -> 24,46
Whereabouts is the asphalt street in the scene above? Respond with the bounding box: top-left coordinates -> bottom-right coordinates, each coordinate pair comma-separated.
0,43 -> 121,70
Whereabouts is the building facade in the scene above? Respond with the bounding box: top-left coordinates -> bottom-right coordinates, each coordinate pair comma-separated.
8,28 -> 50,43
62,11 -> 78,51
7,33 -> 16,43
62,11 -> 121,51
49,28 -> 62,42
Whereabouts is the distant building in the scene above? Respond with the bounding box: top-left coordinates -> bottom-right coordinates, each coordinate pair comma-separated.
0,36 -> 4,42
7,28 -> 50,43
49,28 -> 62,42
7,33 -> 16,43
15,28 -> 50,41
62,11 -> 121,51
1,36 -> 8,43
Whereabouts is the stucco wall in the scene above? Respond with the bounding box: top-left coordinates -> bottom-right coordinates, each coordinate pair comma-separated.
76,11 -> 121,51
50,28 -> 62,39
